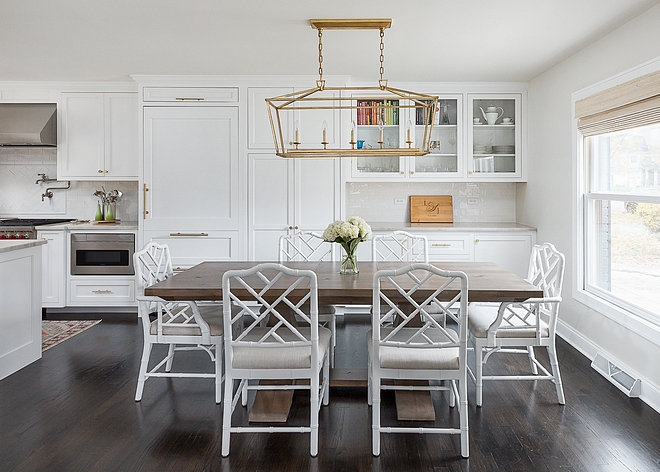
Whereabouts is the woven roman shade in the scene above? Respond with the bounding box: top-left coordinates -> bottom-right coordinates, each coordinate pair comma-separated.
575,70 -> 660,136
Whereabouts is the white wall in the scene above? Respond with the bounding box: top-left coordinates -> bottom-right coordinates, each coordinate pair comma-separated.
0,148 -> 138,221
346,182 -> 517,223
521,4 -> 660,404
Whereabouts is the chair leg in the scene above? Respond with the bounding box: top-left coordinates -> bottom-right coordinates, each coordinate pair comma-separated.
310,373 -> 320,456
135,341 -> 153,402
241,380 -> 248,407
475,343 -> 484,407
459,378 -> 469,458
221,377 -> 234,457
322,351 -> 330,406
165,344 -> 175,372
372,373 -> 381,456
449,380 -> 456,408
215,341 -> 223,404
527,346 -> 538,374
548,343 -> 565,405
367,358 -> 372,406
330,315 -> 336,368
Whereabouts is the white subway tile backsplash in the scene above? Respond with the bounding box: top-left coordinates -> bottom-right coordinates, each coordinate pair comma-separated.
346,182 -> 516,223
0,148 -> 138,220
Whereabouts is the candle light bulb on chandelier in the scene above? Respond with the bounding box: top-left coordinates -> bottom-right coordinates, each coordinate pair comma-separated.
322,120 -> 328,142
350,120 -> 356,143
294,120 -> 300,144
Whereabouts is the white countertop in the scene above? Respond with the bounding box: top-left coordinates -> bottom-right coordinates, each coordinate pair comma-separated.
368,222 -> 536,232
0,239 -> 47,254
38,220 -> 139,231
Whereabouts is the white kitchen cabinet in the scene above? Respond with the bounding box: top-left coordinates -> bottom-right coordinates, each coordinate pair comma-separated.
248,153 -> 341,261
358,229 -> 535,278
467,93 -> 522,179
37,230 -> 66,307
346,89 -> 525,182
0,242 -> 43,380
350,95 -> 464,181
67,276 -> 136,306
59,92 -> 138,180
142,105 -> 242,264
473,232 -> 534,278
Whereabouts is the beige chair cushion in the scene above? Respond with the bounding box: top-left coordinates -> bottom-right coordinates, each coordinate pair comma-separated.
150,304 -> 238,336
232,326 -> 332,370
367,327 -> 460,370
468,304 -> 549,339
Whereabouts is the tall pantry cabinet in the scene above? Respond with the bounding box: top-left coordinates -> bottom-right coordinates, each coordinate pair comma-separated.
247,87 -> 342,261
139,85 -> 241,268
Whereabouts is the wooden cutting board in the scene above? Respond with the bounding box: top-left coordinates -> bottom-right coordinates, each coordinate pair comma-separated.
410,195 -> 453,223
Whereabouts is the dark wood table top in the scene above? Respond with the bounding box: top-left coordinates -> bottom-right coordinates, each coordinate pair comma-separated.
145,261 -> 543,304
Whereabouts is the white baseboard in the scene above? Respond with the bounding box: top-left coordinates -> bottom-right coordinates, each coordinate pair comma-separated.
557,319 -> 660,414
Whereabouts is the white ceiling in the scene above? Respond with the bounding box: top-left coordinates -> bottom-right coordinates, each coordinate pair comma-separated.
1,0 -> 659,83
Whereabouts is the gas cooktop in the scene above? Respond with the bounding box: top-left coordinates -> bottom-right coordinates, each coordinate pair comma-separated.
0,218 -> 73,227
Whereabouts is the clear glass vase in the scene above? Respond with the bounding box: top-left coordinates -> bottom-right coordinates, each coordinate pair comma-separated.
340,248 -> 359,275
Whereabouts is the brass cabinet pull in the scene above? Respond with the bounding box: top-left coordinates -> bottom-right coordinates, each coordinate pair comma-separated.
176,97 -> 205,101
98,170 -> 103,174
400,171 -> 405,175
92,290 -> 112,294
143,184 -> 149,218
475,239 -> 480,243
410,171 -> 415,174
169,232 -> 209,237
104,170 -> 108,173
432,243 -> 451,247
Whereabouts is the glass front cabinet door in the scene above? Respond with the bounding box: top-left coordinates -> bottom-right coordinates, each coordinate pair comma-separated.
350,95 -> 406,178
467,93 -> 522,179
409,95 -> 462,179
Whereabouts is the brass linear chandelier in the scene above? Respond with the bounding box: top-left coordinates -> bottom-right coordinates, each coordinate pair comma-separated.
266,19 -> 438,158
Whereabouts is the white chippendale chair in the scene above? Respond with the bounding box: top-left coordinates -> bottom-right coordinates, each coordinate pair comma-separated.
221,263 -> 331,457
372,230 -> 429,263
372,230 -> 448,322
369,263 -> 469,458
133,242 -> 228,403
468,242 -> 566,407
279,230 -> 337,367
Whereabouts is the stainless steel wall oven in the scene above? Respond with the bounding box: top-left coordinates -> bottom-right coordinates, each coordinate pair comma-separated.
71,233 -> 135,275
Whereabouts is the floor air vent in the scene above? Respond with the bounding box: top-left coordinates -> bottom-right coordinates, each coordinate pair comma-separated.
591,353 -> 641,398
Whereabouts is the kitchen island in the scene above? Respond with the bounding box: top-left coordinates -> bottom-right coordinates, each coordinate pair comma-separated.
0,239 -> 46,380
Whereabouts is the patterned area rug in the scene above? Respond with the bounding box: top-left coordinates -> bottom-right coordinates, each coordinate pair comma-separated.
42,320 -> 102,351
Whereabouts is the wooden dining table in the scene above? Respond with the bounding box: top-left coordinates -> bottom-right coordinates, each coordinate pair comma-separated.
145,260 -> 542,421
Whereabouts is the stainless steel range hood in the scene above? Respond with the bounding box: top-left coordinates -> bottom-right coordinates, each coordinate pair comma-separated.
0,103 -> 57,147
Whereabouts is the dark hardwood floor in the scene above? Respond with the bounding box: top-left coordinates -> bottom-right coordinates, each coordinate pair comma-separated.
1,314 -> 660,471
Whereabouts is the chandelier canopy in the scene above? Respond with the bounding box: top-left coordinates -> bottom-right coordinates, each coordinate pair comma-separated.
266,19 -> 438,158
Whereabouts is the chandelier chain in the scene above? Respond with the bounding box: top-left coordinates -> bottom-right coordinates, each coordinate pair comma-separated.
379,28 -> 385,82
318,28 -> 324,83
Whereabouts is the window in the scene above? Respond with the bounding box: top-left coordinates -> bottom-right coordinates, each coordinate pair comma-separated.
583,124 -> 660,323
577,69 -> 660,325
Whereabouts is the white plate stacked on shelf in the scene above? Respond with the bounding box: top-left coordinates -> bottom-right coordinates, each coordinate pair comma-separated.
492,145 -> 515,154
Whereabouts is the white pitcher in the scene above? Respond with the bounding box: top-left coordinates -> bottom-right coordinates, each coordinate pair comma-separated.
480,106 -> 504,125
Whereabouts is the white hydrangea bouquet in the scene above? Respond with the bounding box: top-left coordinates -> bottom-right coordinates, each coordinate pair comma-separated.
323,216 -> 372,274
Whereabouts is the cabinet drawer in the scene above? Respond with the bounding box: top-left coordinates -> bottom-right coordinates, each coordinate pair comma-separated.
144,230 -> 239,269
425,235 -> 472,257
68,277 -> 135,306
143,87 -> 239,102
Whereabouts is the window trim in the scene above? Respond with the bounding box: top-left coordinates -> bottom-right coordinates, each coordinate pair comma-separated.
573,57 -> 660,346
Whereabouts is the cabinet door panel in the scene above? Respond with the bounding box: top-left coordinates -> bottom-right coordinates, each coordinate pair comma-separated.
144,106 -> 239,231
248,153 -> 293,260
146,231 -> 238,269
248,87 -> 292,149
296,159 -> 339,230
60,93 -> 104,178
473,233 -> 533,278
38,231 -> 65,307
105,93 -> 138,179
